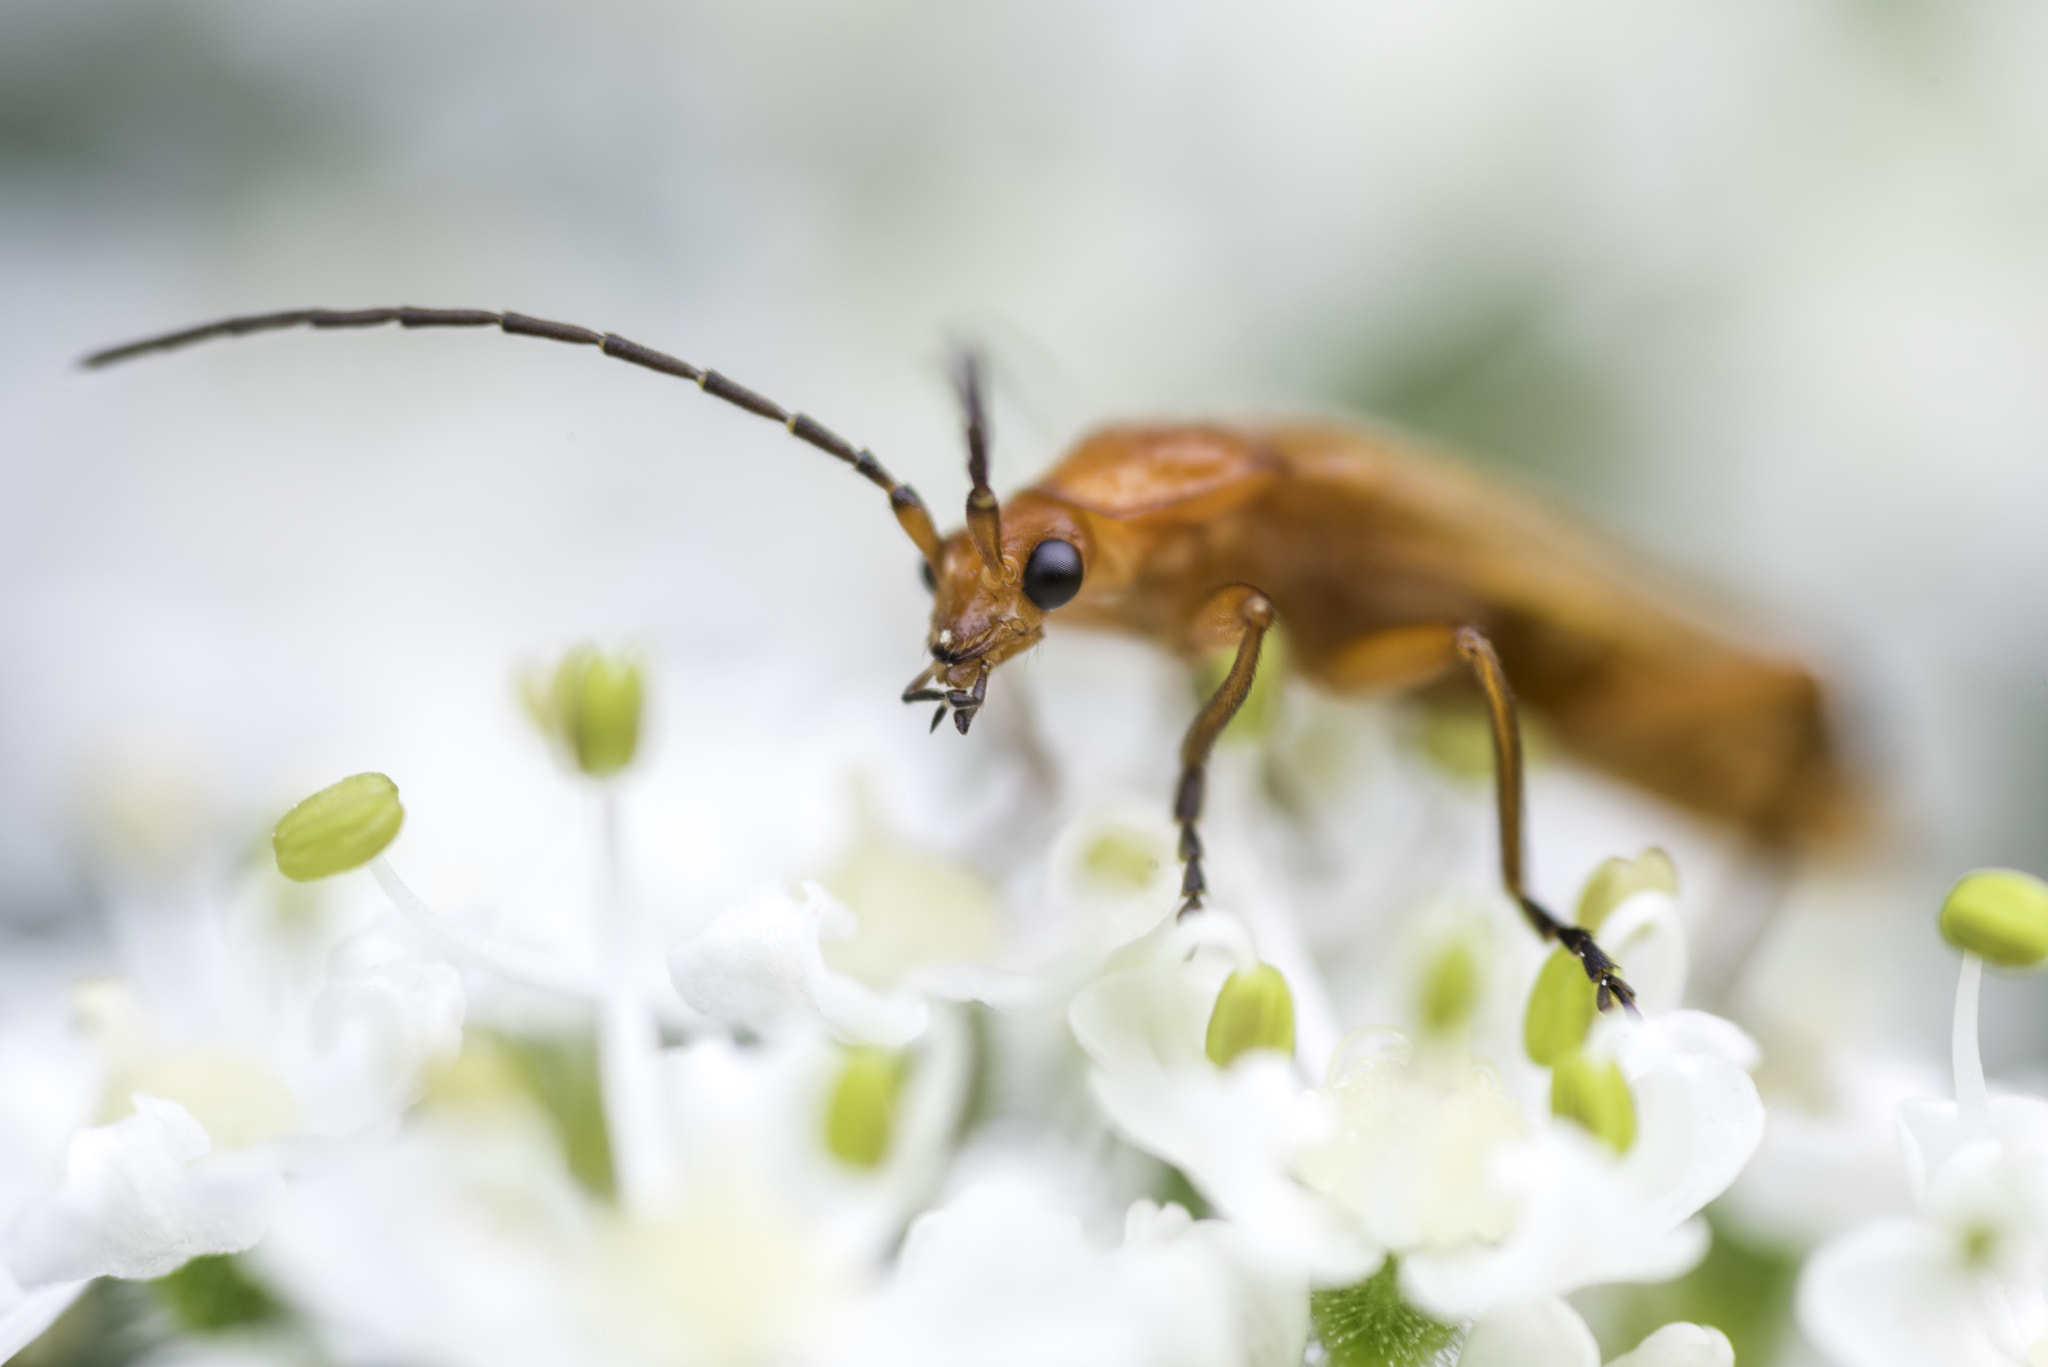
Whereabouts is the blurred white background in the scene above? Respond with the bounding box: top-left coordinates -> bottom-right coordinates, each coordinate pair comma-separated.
6,0 -> 2048,1138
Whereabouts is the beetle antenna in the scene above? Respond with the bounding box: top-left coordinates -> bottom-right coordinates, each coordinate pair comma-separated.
953,348 -> 1004,575
82,307 -> 945,565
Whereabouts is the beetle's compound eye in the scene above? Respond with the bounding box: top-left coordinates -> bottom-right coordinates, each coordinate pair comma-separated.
920,558 -> 938,594
1022,538 -> 1083,610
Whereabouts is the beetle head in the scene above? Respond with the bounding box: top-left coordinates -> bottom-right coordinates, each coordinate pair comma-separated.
904,493 -> 1089,734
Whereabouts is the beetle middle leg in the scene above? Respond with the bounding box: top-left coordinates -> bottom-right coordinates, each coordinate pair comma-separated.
1326,622 -> 1637,1012
1453,626 -> 1637,1013
1173,588 -> 1276,917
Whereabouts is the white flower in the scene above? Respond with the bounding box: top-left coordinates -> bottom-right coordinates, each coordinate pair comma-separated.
1459,1296 -> 1733,1367
669,803 -> 1184,1042
0,882 -> 463,1312
1070,872 -> 1764,1320
258,1021 -> 972,1367
667,882 -> 929,1046
1069,912 -> 1381,1283
1395,1007 -> 1761,1317
6,1094 -> 281,1286
1798,903 -> 2048,1367
828,1182 -> 1306,1367
1800,1093 -> 2048,1366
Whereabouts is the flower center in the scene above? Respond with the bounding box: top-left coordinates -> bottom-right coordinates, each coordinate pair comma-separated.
1293,1044 -> 1528,1249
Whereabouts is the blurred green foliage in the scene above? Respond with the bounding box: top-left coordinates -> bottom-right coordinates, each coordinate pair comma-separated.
153,1254 -> 280,1334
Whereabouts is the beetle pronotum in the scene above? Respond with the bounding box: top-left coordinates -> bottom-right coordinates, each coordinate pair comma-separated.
84,306 -> 1859,1012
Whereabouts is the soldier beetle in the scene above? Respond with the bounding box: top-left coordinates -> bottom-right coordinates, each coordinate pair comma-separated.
84,306 -> 1861,1012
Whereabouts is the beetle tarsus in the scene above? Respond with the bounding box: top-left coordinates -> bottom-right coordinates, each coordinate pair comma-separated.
1552,920 -> 1640,1017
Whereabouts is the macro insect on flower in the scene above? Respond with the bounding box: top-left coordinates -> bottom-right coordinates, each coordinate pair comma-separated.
83,305 -> 1859,1012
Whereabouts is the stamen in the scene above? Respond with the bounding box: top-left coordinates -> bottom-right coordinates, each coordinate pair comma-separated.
1955,951 -> 1988,1140
370,856 -> 599,999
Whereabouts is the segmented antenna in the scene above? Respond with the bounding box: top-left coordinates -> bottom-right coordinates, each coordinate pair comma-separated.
953,349 -> 1003,574
83,306 -> 945,561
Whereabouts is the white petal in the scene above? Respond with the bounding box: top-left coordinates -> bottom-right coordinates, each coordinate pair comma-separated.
7,1095 -> 281,1285
1798,1217 -> 2016,1367
255,1112 -> 595,1367
1610,1012 -> 1765,1230
1400,1128 -> 1709,1319
668,883 -> 929,1046
1900,1094 -> 2048,1209
1072,950 -> 1378,1281
1718,1053 -> 1930,1248
1605,1322 -> 1733,1367
304,956 -> 465,1135
834,1182 -> 1299,1367
1596,892 -> 1689,1014
1457,1296 -> 1600,1367
1069,950 -> 1228,1078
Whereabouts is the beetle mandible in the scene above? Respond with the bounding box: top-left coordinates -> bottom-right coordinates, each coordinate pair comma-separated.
84,306 -> 1862,1013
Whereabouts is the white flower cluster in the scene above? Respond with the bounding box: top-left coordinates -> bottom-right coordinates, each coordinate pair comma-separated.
0,667 -> 1832,1367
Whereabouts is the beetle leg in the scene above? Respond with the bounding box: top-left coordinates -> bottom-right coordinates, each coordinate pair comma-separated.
1172,590 -> 1276,918
1453,626 -> 1638,1015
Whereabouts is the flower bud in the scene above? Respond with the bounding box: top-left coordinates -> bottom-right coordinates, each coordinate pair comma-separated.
1523,948 -> 1596,1067
1418,938 -> 1479,1036
1205,962 -> 1296,1067
825,1046 -> 907,1168
1550,1050 -> 1637,1153
524,646 -> 644,777
1575,848 -> 1678,934
272,773 -> 403,881
1940,869 -> 2048,969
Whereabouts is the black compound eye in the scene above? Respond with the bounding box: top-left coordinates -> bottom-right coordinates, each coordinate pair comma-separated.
920,558 -> 938,594
1022,538 -> 1084,611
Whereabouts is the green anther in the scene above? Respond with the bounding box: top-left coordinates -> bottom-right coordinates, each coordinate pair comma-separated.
1576,848 -> 1679,934
272,773 -> 403,881
1419,938 -> 1480,1035
1523,947 -> 1597,1067
1940,869 -> 2048,969
1204,963 -> 1296,1067
1551,1050 -> 1637,1153
825,1046 -> 907,1169
524,646 -> 644,777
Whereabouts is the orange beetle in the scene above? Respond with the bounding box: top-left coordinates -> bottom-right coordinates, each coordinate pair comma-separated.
86,307 -> 1859,1010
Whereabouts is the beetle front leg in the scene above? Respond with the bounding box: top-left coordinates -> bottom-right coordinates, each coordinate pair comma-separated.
1172,589 -> 1276,918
